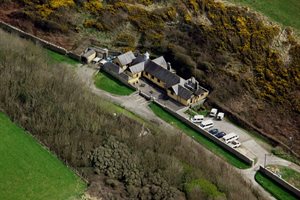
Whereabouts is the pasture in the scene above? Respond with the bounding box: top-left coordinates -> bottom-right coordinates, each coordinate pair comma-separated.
228,0 -> 300,31
0,113 -> 86,200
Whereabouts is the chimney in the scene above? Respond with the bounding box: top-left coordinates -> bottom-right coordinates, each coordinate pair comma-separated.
167,62 -> 172,71
144,52 -> 150,60
195,81 -> 198,90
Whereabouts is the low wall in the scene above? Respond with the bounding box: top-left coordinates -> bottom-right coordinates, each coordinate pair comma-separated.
206,97 -> 300,159
0,21 -> 83,62
100,67 -> 137,91
259,166 -> 300,198
139,91 -> 151,100
153,100 -> 254,166
67,52 -> 82,61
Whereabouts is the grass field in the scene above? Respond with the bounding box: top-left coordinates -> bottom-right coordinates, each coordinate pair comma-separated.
228,0 -> 300,31
46,49 -> 79,66
148,103 -> 250,169
267,165 -> 300,189
0,113 -> 86,200
255,171 -> 298,200
94,71 -> 135,96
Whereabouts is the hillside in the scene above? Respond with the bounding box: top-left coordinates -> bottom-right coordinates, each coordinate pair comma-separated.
0,29 -> 267,199
0,0 -> 299,155
227,0 -> 300,32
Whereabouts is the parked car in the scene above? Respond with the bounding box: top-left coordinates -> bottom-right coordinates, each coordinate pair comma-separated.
215,131 -> 226,138
191,115 -> 204,123
216,112 -> 224,120
209,108 -> 218,117
209,128 -> 219,135
199,120 -> 214,129
228,140 -> 241,148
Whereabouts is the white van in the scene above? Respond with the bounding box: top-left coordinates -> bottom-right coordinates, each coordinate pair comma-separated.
191,115 -> 204,123
222,132 -> 239,143
209,108 -> 218,117
217,112 -> 224,120
199,120 -> 214,129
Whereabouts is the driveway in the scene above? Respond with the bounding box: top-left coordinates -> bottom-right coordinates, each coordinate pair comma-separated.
76,65 -> 173,130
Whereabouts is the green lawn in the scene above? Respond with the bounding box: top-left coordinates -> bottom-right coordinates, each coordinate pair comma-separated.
228,0 -> 300,31
46,49 -> 80,66
268,165 -> 300,189
148,103 -> 250,169
94,71 -> 135,96
0,113 -> 86,200
255,171 -> 298,200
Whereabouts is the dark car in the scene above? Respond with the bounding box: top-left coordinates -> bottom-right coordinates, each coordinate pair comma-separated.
209,128 -> 219,135
216,132 -> 226,138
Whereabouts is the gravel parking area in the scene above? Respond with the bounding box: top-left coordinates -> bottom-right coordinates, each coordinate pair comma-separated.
205,117 -> 251,143
179,112 -> 257,160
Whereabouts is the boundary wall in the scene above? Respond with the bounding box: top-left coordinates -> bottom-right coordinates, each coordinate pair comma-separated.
0,21 -> 82,61
153,100 -> 254,166
258,166 -> 300,198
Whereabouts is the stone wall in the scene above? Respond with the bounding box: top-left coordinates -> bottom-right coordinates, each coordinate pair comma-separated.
0,21 -> 82,61
259,166 -> 300,198
153,101 -> 255,166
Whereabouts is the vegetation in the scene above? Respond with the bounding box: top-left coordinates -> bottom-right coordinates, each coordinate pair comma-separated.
0,29 -> 267,199
255,171 -> 298,200
149,102 -> 250,169
272,147 -> 300,166
94,71 -> 135,95
228,0 -> 300,31
46,49 -> 79,66
0,112 -> 86,200
4,0 -> 300,156
267,165 -> 300,189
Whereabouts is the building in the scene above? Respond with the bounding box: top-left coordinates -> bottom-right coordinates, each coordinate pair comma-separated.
81,47 -> 108,63
103,51 -> 209,106
82,49 -> 96,63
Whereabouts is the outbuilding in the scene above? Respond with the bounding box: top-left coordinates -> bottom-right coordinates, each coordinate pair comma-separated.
82,49 -> 96,63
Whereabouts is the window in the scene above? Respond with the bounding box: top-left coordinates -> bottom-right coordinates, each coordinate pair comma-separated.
151,75 -> 154,79
157,79 -> 160,83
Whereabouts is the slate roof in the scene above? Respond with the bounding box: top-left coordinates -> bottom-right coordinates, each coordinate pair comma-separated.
103,62 -> 123,74
152,56 -> 168,69
144,61 -> 180,88
116,51 -> 136,66
194,87 -> 208,95
131,54 -> 147,66
129,61 -> 146,74
171,84 -> 193,100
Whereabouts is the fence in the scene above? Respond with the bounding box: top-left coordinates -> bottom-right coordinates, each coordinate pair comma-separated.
258,166 -> 300,198
153,100 -> 255,166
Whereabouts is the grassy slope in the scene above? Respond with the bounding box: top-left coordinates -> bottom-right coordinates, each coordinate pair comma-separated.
0,113 -> 86,200
148,103 -> 250,169
228,0 -> 300,31
268,165 -> 300,189
94,71 -> 135,96
46,49 -> 79,66
255,171 -> 298,200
